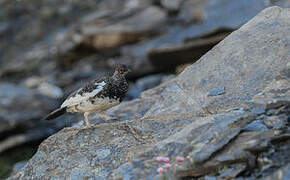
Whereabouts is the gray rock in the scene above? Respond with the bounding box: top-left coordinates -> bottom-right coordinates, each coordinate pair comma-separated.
37,82 -> 64,99
250,68 -> 290,109
177,0 -> 207,24
23,76 -> 43,88
82,6 -> 167,49
0,0 -> 154,77
251,107 -> 266,115
0,82 -> 58,133
0,82 -> 77,153
112,111 -> 255,179
136,74 -> 169,91
207,86 -> 226,97
11,161 -> 27,175
8,6 -> 290,180
117,0 -> 289,76
218,163 -> 247,179
264,115 -> 288,130
265,164 -> 290,180
204,176 -> 217,180
0,0 -> 98,76
243,120 -> 269,131
126,74 -> 171,99
161,0 -> 183,11
139,6 -> 289,118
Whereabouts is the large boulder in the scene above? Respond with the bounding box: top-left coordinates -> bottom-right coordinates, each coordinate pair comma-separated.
81,6 -> 167,49
115,0 -> 290,77
8,6 -> 290,179
0,83 -> 58,133
0,82 -> 76,153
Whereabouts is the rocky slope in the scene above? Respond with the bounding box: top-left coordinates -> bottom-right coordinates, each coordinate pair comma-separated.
8,6 -> 290,179
2,0 -> 290,154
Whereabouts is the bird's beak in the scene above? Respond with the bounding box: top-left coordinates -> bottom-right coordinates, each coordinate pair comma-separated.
128,68 -> 132,73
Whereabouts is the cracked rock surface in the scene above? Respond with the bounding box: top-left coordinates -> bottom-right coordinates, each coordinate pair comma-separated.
8,6 -> 290,180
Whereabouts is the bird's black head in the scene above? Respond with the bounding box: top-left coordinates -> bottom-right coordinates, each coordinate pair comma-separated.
115,64 -> 131,75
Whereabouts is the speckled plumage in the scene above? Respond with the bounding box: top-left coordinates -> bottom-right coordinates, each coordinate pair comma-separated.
44,64 -> 130,127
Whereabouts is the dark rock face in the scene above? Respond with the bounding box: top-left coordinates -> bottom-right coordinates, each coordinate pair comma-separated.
8,6 -> 290,180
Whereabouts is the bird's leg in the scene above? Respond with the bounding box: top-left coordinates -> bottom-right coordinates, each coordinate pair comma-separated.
83,112 -> 91,128
99,112 -> 117,121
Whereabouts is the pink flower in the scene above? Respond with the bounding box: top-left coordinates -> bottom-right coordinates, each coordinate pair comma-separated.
156,157 -> 163,162
157,167 -> 164,174
163,163 -> 172,169
163,157 -> 170,163
176,157 -> 184,162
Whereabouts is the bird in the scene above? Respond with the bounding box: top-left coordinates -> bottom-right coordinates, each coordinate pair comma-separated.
44,64 -> 130,128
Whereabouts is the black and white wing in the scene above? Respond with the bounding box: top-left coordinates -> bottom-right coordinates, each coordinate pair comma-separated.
61,78 -> 107,108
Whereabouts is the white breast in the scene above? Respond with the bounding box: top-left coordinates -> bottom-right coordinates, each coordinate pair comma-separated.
76,97 -> 120,113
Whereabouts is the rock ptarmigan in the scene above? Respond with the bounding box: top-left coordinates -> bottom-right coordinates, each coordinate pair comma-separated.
44,64 -> 130,128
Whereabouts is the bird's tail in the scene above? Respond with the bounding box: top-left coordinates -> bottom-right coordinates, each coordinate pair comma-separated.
44,107 -> 67,121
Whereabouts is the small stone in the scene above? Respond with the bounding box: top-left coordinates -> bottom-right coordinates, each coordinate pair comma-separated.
251,107 -> 266,115
136,74 -> 166,91
38,82 -> 64,99
218,164 -> 246,179
161,0 -> 183,10
24,76 -> 43,88
204,176 -> 217,180
243,120 -> 268,131
216,155 -> 235,163
12,161 -> 27,174
0,23 -> 9,34
207,87 -> 226,96
264,115 -> 287,130
266,98 -> 290,110
126,74 -> 168,100
265,164 -> 290,180
266,109 -> 276,116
